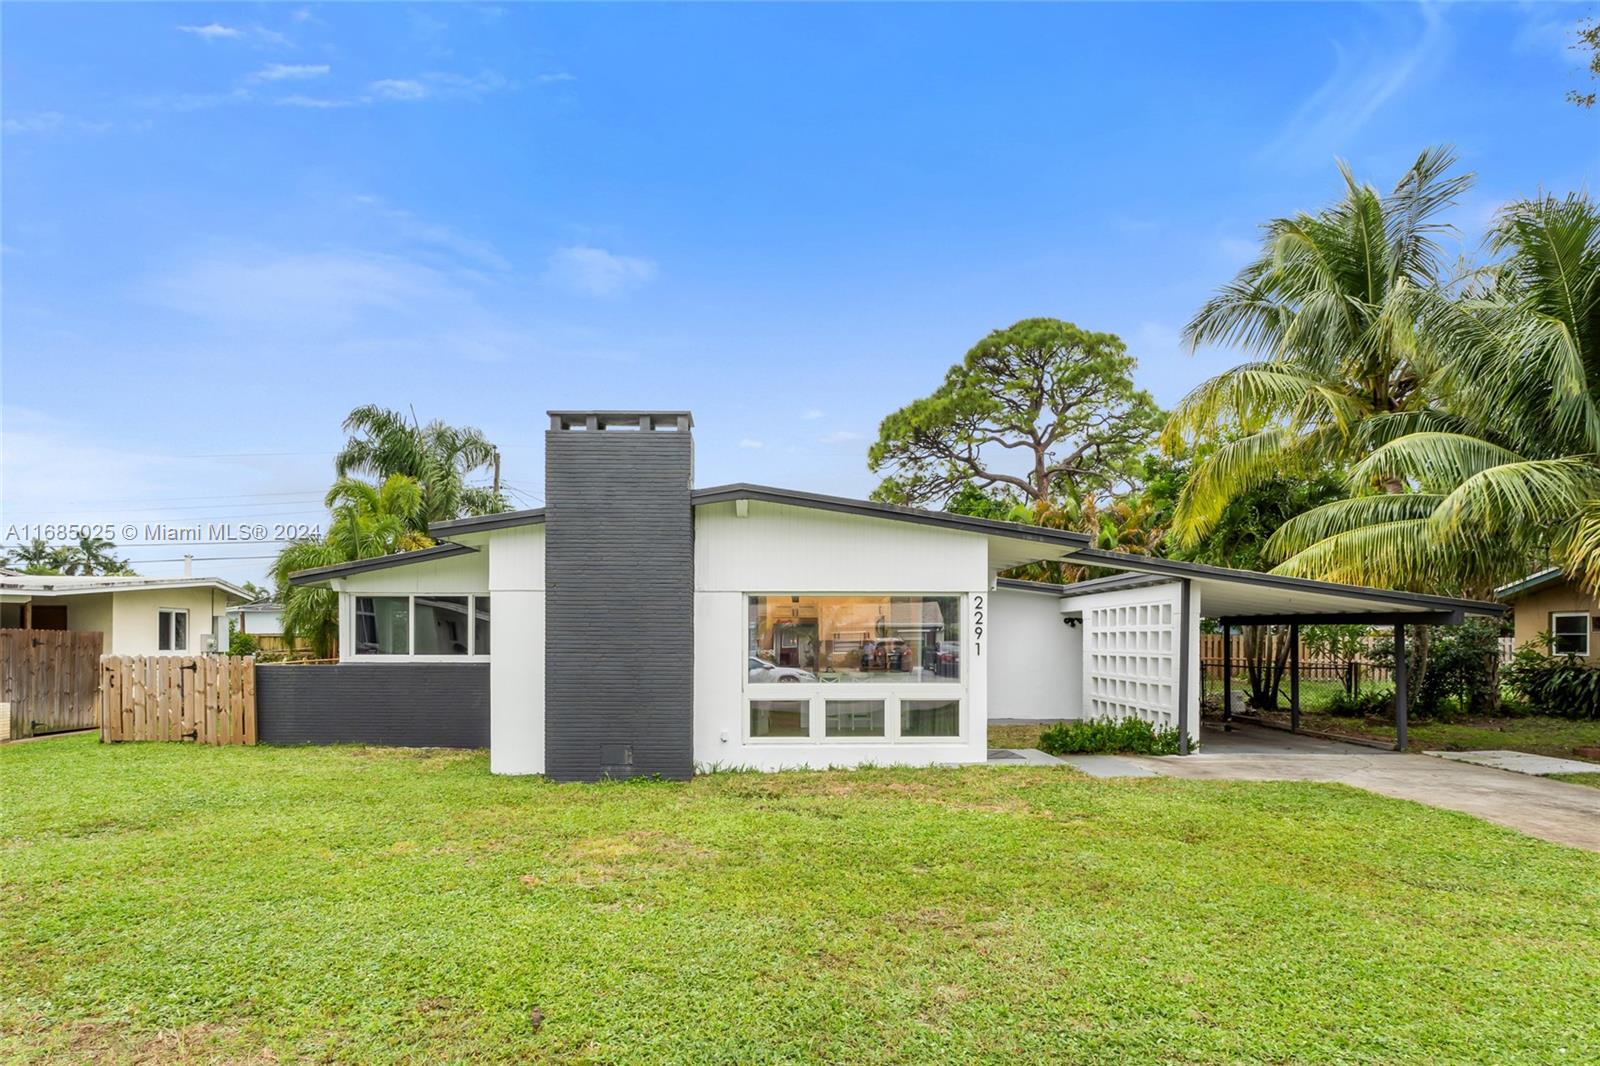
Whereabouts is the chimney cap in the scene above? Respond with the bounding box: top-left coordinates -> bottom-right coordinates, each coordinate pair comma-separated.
548,410 -> 693,431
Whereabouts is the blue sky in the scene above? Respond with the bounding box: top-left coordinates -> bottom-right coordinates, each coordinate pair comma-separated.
3,1 -> 1595,584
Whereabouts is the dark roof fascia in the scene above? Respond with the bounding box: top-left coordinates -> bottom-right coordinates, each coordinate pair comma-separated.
1493,568 -> 1566,601
691,484 -> 1093,550
288,543 -> 479,586
1063,547 -> 1506,616
429,507 -> 546,536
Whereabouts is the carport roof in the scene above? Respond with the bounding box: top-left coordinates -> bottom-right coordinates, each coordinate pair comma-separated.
1025,548 -> 1506,625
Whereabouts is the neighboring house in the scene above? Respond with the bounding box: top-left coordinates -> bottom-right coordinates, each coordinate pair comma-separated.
226,601 -> 295,653
0,574 -> 252,655
1495,568 -> 1600,663
282,409 -> 1503,781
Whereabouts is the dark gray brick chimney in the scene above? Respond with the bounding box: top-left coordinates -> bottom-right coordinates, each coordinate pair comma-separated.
544,411 -> 695,781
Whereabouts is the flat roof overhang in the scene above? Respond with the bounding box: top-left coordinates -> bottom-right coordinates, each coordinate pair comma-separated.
1028,548 -> 1505,625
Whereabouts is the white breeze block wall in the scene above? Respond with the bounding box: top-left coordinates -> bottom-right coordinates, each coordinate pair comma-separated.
988,586 -> 1082,720
1064,580 -> 1199,748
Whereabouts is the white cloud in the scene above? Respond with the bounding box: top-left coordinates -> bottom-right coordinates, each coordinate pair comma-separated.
179,23 -> 242,40
818,430 -> 864,445
801,408 -> 825,420
1256,5 -> 1449,169
369,78 -> 431,101
543,246 -> 657,297
535,72 -> 576,84
738,438 -> 765,449
3,111 -> 119,136
253,63 -> 330,82
275,95 -> 350,109
346,194 -> 512,271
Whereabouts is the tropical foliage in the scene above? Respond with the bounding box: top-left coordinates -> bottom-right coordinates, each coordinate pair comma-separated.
1265,191 -> 1600,596
335,404 -> 508,527
1162,147 -> 1473,554
273,475 -> 431,658
2,536 -> 133,576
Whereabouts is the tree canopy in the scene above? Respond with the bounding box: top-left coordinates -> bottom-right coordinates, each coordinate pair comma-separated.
869,318 -> 1162,509
335,404 -> 508,527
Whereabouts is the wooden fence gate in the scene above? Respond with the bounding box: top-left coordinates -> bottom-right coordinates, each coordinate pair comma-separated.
0,629 -> 104,738
100,655 -> 256,745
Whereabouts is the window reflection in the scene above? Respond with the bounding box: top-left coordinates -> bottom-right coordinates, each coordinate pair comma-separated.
747,595 -> 960,684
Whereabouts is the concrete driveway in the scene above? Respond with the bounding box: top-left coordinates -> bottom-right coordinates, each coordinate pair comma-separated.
1130,723 -> 1600,853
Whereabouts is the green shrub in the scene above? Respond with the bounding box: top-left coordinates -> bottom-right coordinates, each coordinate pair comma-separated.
228,626 -> 260,656
1503,652 -> 1600,719
1037,717 -> 1181,756
1325,687 -> 1395,719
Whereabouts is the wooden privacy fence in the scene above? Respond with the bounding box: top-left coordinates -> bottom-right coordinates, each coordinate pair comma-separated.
0,629 -> 104,738
100,655 -> 256,745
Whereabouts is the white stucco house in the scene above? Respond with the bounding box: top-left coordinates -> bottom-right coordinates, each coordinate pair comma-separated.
280,410 -> 1503,782
0,572 -> 252,655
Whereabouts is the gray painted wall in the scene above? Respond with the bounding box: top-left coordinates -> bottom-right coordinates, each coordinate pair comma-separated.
545,421 -> 695,781
257,662 -> 489,747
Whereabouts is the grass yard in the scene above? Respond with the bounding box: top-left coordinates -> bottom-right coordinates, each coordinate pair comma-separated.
1255,712 -> 1600,761
4,737 -> 1600,1064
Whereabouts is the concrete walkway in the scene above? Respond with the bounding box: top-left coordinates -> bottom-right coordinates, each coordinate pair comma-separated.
1128,725 -> 1600,852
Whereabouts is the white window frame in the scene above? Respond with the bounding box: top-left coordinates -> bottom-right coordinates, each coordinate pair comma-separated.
742,591 -> 968,745
1551,612 -> 1591,658
349,593 -> 491,661
158,608 -> 189,652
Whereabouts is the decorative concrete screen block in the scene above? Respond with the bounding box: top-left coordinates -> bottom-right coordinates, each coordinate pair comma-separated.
1085,597 -> 1178,728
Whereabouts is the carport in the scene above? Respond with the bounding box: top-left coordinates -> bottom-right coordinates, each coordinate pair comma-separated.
1012,549 -> 1507,756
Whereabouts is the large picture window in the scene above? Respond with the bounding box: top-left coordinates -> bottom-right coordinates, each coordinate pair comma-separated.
747,595 -> 960,684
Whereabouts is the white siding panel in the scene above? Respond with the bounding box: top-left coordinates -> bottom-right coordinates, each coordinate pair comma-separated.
490,589 -> 545,774
989,587 -> 1081,721
339,553 -> 489,595
487,526 -> 545,591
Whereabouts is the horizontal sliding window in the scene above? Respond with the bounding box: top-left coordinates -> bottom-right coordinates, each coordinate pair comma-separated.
826,699 -> 884,738
354,594 -> 490,657
750,699 -> 809,738
901,699 -> 960,738
747,595 -> 960,684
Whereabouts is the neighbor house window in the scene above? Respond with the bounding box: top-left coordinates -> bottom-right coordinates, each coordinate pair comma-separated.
826,699 -> 885,738
158,608 -> 188,652
750,699 -> 809,738
414,596 -> 470,655
355,596 -> 410,655
1552,612 -> 1591,657
746,595 -> 960,684
900,699 -> 960,738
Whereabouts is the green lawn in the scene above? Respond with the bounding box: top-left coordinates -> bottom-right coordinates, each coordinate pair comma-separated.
1262,712 -> 1600,761
4,737 -> 1600,1064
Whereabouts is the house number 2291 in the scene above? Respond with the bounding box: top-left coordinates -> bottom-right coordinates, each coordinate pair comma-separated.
972,594 -> 984,656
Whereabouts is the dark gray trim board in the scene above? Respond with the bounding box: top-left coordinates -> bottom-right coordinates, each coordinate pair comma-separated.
1063,547 -> 1505,617
1494,567 -> 1564,601
430,507 -> 546,536
288,542 -> 479,586
256,662 -> 489,747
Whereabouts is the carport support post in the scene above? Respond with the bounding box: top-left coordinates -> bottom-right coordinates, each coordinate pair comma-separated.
1289,623 -> 1301,732
1393,623 -> 1408,752
1221,623 -> 1232,723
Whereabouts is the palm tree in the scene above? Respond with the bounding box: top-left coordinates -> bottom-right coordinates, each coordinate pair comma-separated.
334,405 -> 508,527
10,538 -> 75,575
273,474 -> 431,658
62,535 -> 132,576
1162,147 -> 1474,548
1265,192 -> 1600,596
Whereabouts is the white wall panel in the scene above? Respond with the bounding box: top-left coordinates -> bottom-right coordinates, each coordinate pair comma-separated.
694,502 -> 990,770
989,587 -> 1081,720
490,589 -> 545,774
338,553 -> 489,595
487,526 -> 545,591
